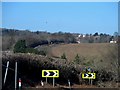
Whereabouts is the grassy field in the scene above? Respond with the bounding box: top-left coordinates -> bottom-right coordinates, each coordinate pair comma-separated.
44,43 -> 118,71
35,43 -> 118,75
49,43 -> 116,60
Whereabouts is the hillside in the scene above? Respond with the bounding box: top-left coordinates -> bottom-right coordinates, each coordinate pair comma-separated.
49,43 -> 115,60
36,43 -> 118,70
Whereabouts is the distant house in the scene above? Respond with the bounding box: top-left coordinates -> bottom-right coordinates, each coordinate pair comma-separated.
83,34 -> 86,38
110,40 -> 117,43
76,33 -> 116,43
78,34 -> 86,38
109,39 -> 117,43
78,34 -> 81,37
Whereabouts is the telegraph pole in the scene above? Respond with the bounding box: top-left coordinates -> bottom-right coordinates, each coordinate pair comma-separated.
4,61 -> 9,85
15,62 -> 17,90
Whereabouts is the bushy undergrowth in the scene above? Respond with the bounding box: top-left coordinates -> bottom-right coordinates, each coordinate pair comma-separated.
2,52 -> 119,88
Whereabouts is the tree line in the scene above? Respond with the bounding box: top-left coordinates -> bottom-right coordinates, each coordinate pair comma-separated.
2,28 -> 118,51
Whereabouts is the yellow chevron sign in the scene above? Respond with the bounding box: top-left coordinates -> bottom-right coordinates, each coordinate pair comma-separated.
42,70 -> 59,78
82,73 -> 96,79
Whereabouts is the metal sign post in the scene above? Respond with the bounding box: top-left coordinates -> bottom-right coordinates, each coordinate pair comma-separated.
53,77 -> 55,87
46,77 -> 47,84
91,79 -> 93,86
91,71 -> 94,86
89,78 -> 91,85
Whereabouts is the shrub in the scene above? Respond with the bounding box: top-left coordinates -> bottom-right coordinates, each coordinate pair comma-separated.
14,40 -> 46,56
61,53 -> 67,60
74,54 -> 81,64
13,40 -> 26,53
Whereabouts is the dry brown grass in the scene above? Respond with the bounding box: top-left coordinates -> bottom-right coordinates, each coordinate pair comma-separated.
49,43 -> 116,61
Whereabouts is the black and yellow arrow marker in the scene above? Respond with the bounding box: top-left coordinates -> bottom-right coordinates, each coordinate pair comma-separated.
82,73 -> 96,79
42,70 -> 59,78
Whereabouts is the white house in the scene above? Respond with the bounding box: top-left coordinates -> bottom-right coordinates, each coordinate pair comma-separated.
110,40 -> 117,43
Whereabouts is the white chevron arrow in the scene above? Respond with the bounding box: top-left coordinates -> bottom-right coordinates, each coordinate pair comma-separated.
53,71 -> 57,76
85,73 -> 94,78
85,74 -> 89,77
82,73 -> 96,79
91,73 -> 94,78
45,71 -> 50,76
